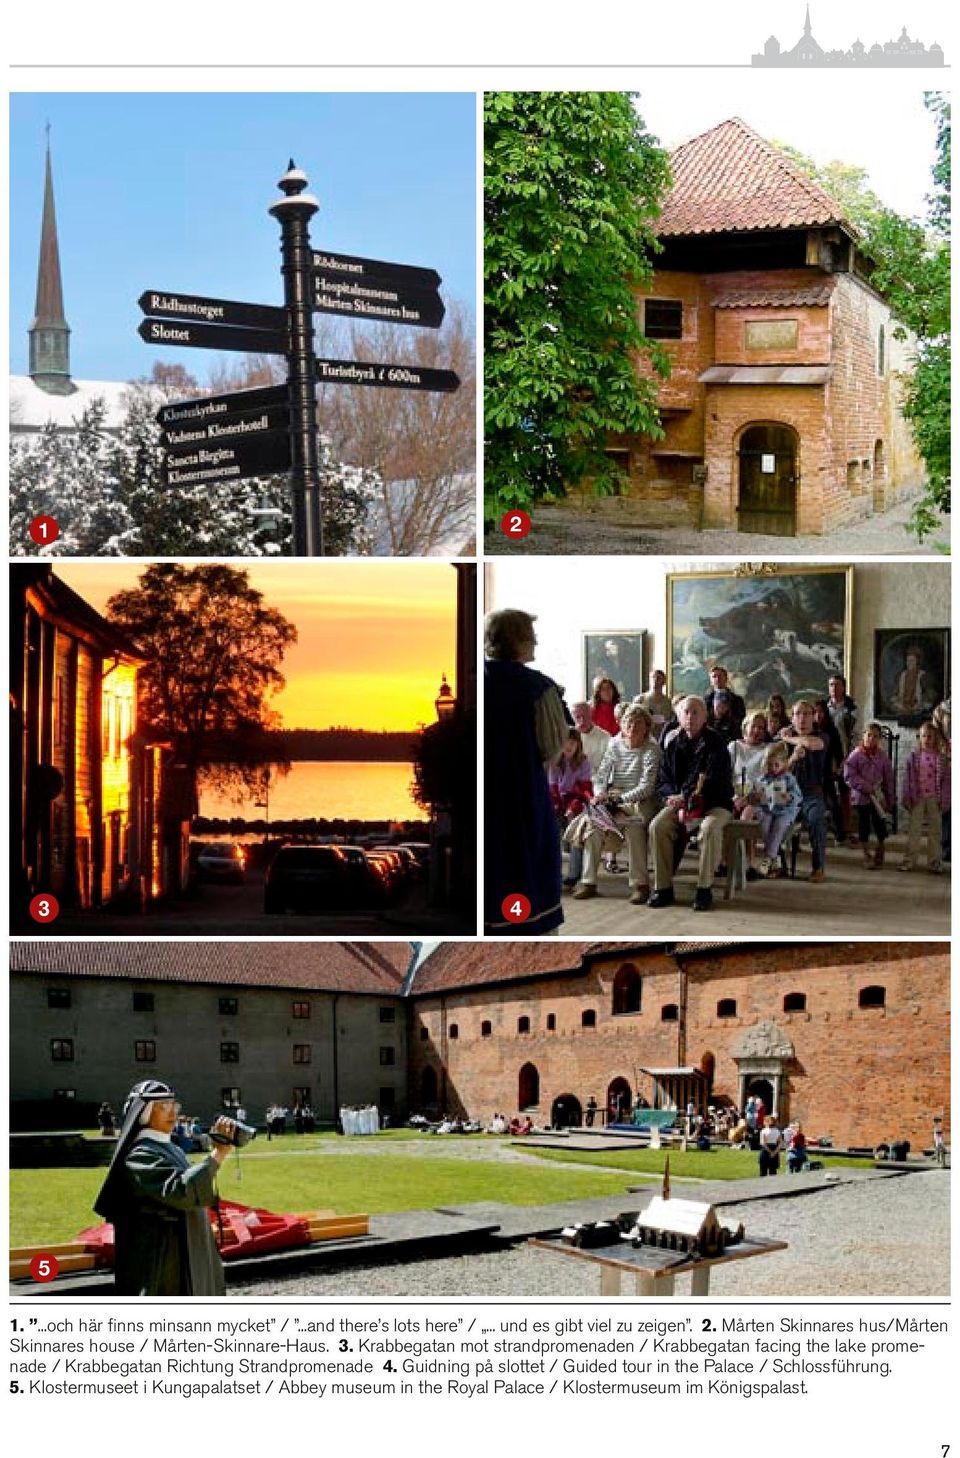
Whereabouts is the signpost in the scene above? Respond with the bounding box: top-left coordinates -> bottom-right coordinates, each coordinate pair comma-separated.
138,162 -> 461,556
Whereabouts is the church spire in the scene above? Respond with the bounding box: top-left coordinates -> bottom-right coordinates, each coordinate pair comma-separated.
804,4 -> 812,36
29,130 -> 74,394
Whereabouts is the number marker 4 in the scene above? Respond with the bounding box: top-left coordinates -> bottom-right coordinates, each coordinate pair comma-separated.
501,894 -> 531,922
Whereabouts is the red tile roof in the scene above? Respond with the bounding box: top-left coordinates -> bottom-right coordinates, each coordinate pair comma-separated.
711,284 -> 835,308
10,940 -> 413,994
659,118 -> 849,237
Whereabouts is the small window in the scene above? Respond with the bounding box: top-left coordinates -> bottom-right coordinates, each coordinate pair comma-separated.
52,1088 -> 77,1100
50,1038 -> 74,1062
419,1026 -> 429,1041
449,1023 -> 459,1040
612,964 -> 642,1015
661,1003 -> 679,1022
132,991 -> 154,1013
877,325 -> 886,376
644,298 -> 683,339
581,1009 -> 597,1029
518,1015 -> 530,1034
379,1046 -> 396,1066
859,985 -> 886,1009
783,992 -> 807,1013
481,1020 -> 492,1037
379,1087 -> 396,1111
292,1044 -> 311,1064
135,1040 -> 156,1062
292,1000 -> 311,1019
717,999 -> 737,1018
218,996 -> 238,1016
222,1087 -> 242,1106
379,1006 -> 396,1023
546,1013 -> 556,1031
46,987 -> 71,1009
292,1086 -> 311,1105
220,1042 -> 240,1063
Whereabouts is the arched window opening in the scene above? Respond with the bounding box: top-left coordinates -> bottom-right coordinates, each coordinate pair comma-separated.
783,992 -> 806,1013
717,998 -> 737,1018
859,985 -> 886,1009
661,1003 -> 679,1022
518,1062 -> 540,1109
517,1015 -> 530,1034
481,1020 -> 492,1037
612,963 -> 642,1015
581,1009 -> 597,1029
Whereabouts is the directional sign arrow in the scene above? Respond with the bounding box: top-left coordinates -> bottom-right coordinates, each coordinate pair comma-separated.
157,383 -> 290,428
139,290 -> 286,333
313,278 -> 444,330
312,250 -> 440,292
315,357 -> 460,393
139,318 -> 287,355
161,429 -> 291,487
161,405 -> 290,450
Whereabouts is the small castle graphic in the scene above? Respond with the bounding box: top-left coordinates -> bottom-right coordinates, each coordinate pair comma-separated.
753,5 -> 944,67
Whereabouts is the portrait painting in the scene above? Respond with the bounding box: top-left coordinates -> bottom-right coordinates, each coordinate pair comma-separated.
583,631 -> 645,701
667,567 -> 852,710
873,629 -> 949,726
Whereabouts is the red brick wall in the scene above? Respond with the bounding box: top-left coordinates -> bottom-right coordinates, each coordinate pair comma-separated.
408,944 -> 948,1150
621,263 -> 919,533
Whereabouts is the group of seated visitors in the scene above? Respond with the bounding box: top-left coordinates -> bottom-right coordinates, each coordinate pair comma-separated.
547,663 -> 951,913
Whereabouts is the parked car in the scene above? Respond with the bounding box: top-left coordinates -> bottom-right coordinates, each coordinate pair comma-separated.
264,845 -> 355,913
196,841 -> 246,884
371,845 -> 417,877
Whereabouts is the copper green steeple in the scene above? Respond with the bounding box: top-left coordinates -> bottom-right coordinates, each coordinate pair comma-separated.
29,134 -> 74,394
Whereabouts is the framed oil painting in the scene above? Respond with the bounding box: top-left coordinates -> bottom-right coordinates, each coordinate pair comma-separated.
666,566 -> 852,710
874,628 -> 949,726
583,631 -> 645,701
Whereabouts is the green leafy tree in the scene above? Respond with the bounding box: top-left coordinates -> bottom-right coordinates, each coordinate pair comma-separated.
105,563 -> 297,804
780,96 -> 950,542
484,91 -> 671,520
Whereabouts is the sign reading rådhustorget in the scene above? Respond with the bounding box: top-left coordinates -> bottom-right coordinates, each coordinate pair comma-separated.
138,163 -> 460,555
139,291 -> 286,333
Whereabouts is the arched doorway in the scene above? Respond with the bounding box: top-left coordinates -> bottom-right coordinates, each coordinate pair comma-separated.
746,1076 -> 775,1116
518,1062 -> 540,1111
737,423 -> 798,536
606,1077 -> 632,1124
551,1093 -> 583,1129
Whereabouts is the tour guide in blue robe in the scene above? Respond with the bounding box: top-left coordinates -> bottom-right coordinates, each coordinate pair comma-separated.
94,1079 -> 236,1296
484,609 -> 568,935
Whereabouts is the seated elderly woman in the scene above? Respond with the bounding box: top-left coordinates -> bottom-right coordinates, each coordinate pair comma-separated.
728,711 -> 770,879
571,703 -> 661,905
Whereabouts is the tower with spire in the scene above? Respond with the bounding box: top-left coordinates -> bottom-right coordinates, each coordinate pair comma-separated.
28,133 -> 74,395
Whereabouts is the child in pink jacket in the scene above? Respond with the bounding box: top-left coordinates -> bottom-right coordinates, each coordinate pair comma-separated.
899,721 -> 951,873
843,723 -> 896,869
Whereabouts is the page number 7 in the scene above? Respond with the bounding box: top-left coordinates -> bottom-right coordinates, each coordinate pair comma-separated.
941,1445 -> 950,1456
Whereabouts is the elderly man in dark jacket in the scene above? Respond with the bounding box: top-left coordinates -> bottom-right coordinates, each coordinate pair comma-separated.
649,696 -> 734,911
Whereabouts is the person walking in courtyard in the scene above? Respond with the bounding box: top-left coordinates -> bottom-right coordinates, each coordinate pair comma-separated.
758,1114 -> 783,1177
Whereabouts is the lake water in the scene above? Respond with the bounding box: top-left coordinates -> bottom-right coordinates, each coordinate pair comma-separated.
198,760 -> 421,824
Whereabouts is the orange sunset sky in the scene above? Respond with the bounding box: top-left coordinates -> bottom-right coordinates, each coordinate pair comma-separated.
56,561 -> 460,732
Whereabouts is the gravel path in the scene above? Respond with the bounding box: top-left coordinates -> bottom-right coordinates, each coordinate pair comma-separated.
486,494 -> 949,557
229,1169 -> 949,1300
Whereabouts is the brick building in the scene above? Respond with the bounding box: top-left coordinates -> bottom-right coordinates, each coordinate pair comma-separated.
10,941 -> 413,1129
10,565 -> 193,922
407,941 -> 949,1148
608,118 -> 921,536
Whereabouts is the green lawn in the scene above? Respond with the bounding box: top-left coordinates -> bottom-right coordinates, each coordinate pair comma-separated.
521,1146 -> 874,1178
10,1136 -> 633,1246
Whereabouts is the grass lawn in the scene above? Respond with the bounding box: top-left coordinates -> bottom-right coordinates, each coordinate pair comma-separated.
521,1146 -> 875,1178
9,1136 -> 633,1247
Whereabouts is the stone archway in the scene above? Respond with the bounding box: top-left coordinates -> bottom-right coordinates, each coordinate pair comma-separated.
518,1062 -> 540,1111
732,1020 -> 794,1120
737,423 -> 798,536
606,1077 -> 632,1124
551,1093 -> 583,1129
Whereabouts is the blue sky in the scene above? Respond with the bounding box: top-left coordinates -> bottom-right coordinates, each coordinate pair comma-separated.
10,92 -> 476,381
